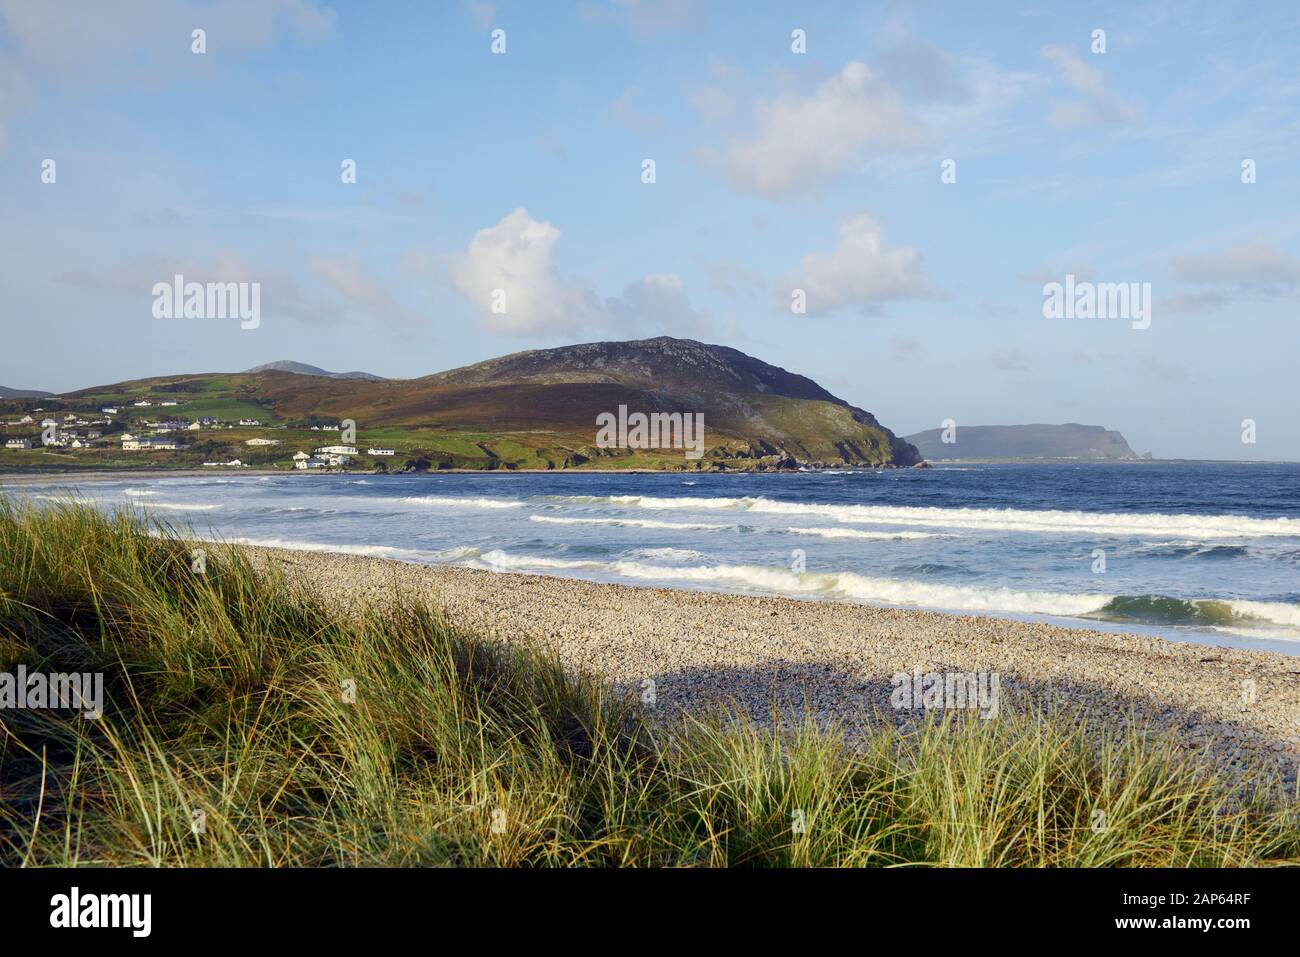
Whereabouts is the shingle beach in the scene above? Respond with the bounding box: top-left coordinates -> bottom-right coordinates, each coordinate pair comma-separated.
247,545 -> 1300,788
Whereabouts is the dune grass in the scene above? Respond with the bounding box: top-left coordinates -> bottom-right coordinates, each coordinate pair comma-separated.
0,498 -> 1296,867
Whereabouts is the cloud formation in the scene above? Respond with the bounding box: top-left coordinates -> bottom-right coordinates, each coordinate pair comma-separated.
782,214 -> 939,316
450,208 -> 708,337
718,62 -> 925,197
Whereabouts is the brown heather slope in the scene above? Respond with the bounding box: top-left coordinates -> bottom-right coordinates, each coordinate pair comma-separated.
38,337 -> 920,470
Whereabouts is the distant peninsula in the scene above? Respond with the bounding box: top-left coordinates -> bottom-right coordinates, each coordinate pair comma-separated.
905,423 -> 1146,462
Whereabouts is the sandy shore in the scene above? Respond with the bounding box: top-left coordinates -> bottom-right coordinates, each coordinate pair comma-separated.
246,545 -> 1300,787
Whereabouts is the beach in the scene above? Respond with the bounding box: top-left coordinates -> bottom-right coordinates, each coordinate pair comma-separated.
249,544 -> 1300,788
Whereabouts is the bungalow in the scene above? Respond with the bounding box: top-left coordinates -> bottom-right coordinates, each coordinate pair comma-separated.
101,407 -> 119,415
133,400 -> 152,407
40,418 -> 58,428
314,445 -> 358,456
159,400 -> 179,407
4,438 -> 32,449
367,448 -> 396,456
17,415 -> 34,424
239,419 -> 262,427
245,438 -> 281,446
155,419 -> 189,432
295,455 -> 330,470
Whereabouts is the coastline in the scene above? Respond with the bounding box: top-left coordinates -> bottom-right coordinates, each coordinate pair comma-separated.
247,544 -> 1300,787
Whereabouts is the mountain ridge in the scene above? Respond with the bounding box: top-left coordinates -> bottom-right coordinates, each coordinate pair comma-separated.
242,360 -> 385,381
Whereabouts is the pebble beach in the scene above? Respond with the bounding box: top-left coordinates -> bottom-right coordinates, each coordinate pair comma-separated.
248,544 -> 1300,788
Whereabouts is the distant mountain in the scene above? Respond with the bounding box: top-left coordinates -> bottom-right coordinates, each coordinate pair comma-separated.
905,423 -> 1141,461
53,337 -> 919,470
243,361 -> 385,381
0,385 -> 54,399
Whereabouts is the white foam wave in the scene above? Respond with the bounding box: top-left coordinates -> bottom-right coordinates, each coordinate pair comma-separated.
529,514 -> 731,531
228,536 -> 434,561
461,549 -> 1115,616
550,494 -> 1297,539
399,496 -> 524,509
785,526 -> 935,541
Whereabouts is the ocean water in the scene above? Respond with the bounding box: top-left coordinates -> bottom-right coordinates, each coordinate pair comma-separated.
11,462 -> 1300,654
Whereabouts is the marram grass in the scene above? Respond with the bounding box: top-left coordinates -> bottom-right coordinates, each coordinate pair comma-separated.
0,498 -> 1296,867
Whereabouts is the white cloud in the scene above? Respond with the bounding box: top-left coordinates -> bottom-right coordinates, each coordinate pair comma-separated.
449,208 -> 603,336
450,208 -> 710,338
1040,44 -> 1136,128
718,62 -> 925,197
782,214 -> 939,316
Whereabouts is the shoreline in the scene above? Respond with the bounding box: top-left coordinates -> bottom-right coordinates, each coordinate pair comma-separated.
247,544 -> 1300,787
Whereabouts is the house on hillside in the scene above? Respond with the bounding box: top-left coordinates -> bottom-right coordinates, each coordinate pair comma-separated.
314,445 -> 358,456
245,437 -> 281,446
367,448 -> 396,456
122,436 -> 182,451
5,438 -> 32,449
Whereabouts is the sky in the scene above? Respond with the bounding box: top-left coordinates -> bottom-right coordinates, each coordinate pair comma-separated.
1,0 -> 1298,460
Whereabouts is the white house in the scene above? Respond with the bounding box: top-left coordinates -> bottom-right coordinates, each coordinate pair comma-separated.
5,438 -> 32,449
159,400 -> 178,407
245,437 -> 281,446
133,400 -> 152,407
123,436 -> 182,451
292,451 -> 311,461
295,455 -> 330,470
239,419 -> 262,427
40,418 -> 58,428
101,407 -> 119,414
367,448 -> 396,456
314,445 -> 358,456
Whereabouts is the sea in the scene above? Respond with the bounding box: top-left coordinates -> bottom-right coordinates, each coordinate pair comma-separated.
11,462 -> 1300,655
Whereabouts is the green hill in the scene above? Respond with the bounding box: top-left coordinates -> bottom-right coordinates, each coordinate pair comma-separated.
2,338 -> 920,472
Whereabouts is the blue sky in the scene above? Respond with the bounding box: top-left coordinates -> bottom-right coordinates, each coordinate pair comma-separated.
1,0 -> 1298,459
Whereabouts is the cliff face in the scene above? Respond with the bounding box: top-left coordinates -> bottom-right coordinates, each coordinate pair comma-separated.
905,423 -> 1139,461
